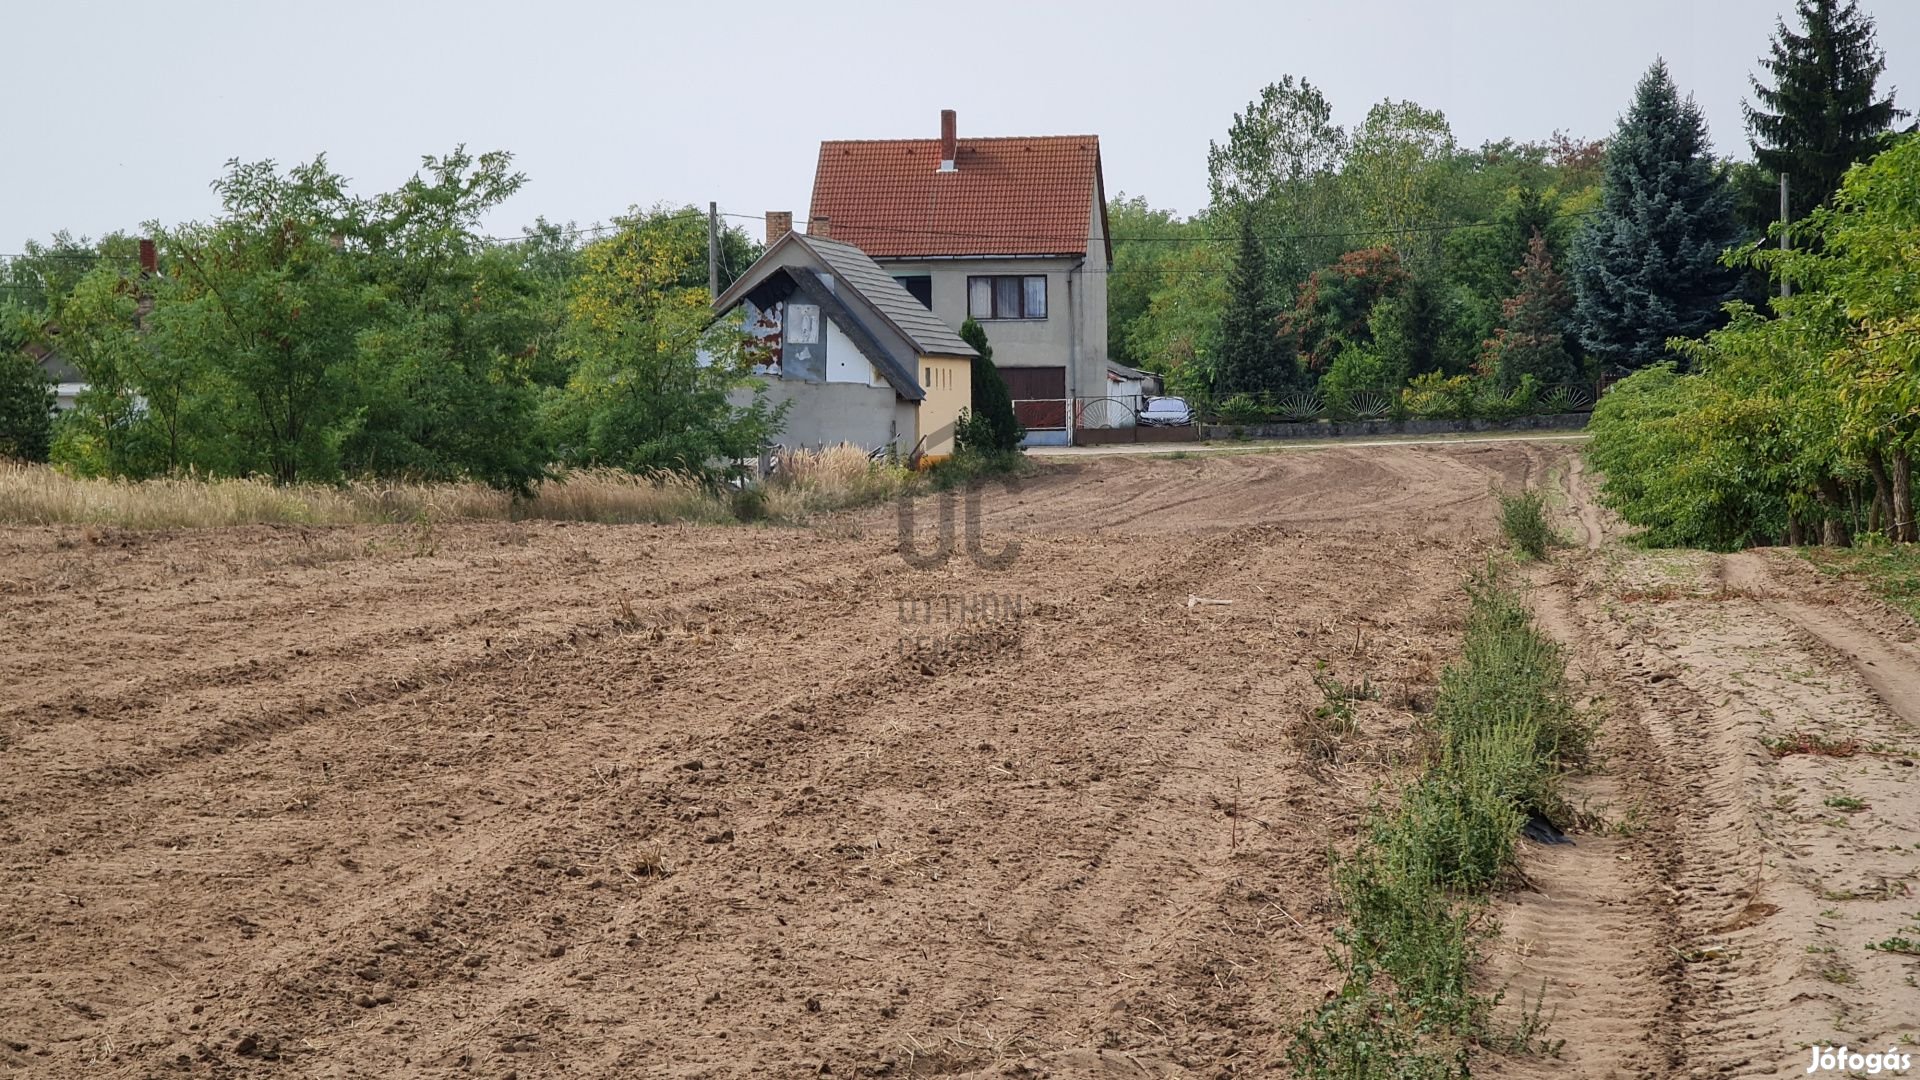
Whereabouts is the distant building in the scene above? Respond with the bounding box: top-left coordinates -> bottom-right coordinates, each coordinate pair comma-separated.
23,344 -> 83,412
712,229 -> 975,460
806,110 -> 1110,445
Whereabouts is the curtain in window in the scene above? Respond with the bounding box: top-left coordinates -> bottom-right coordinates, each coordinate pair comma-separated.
969,278 -> 993,319
994,276 -> 1023,318
1023,276 -> 1047,319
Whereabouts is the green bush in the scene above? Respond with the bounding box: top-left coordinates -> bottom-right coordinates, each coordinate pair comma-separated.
1585,364 -> 1787,550
927,446 -> 1028,492
1403,372 -> 1478,419
958,319 -> 1026,453
1498,487 -> 1552,560
0,349 -> 55,463
1214,391 -> 1266,424
1319,342 -> 1393,402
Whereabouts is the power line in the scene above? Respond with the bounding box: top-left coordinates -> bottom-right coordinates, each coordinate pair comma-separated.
716,208 -> 1602,247
5,206 -> 1597,265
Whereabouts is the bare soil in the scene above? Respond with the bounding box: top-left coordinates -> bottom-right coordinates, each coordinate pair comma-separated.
3,439 -> 1917,1078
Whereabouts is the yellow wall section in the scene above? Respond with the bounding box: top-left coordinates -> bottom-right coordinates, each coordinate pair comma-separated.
915,356 -> 973,457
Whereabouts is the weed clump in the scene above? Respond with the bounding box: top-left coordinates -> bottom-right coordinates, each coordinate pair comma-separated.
1290,567 -> 1581,1078
1498,487 -> 1553,560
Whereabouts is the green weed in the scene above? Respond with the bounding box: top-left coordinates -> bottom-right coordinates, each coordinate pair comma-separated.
1290,568 -> 1580,1075
1497,487 -> 1553,560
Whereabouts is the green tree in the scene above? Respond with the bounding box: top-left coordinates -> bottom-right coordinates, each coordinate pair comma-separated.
48,262 -> 179,477
1745,0 -> 1906,221
1484,231 -> 1577,392
1586,136 -> 1920,549
1207,76 -> 1350,284
1280,246 -> 1409,375
0,306 -> 55,461
957,318 -> 1023,453
544,207 -> 783,475
1126,241 -> 1230,396
344,147 -> 549,491
1214,207 -> 1295,398
1105,195 -> 1212,369
1344,99 -> 1462,265
152,156 -> 379,482
1571,60 -> 1742,369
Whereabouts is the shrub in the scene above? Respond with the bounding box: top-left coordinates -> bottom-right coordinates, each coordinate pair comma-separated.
1498,487 -> 1552,560
1585,364 -> 1786,550
958,319 -> 1025,453
0,349 -> 55,463
1403,372 -> 1478,419
1214,391 -> 1266,424
1319,342 -> 1394,403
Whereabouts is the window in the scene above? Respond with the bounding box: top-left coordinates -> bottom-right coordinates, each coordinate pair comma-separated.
896,275 -> 933,309
966,275 -> 1047,319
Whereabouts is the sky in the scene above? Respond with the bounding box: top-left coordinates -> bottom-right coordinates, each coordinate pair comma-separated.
5,0 -> 1916,250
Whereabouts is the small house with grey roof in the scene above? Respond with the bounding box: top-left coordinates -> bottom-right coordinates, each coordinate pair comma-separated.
711,229 -> 976,459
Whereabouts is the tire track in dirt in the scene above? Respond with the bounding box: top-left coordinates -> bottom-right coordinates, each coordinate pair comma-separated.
1497,467 -> 1920,1077
1725,552 -> 1920,727
1483,564 -> 1687,1080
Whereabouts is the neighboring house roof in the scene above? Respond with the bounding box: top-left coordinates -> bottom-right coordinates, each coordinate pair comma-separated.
24,343 -> 82,384
1106,360 -> 1153,381
810,135 -> 1109,261
712,231 -> 978,403
799,235 -> 975,358
779,268 -> 924,402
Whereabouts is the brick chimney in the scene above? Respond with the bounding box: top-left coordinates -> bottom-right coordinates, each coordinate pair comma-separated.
809,214 -> 831,239
138,238 -> 157,275
765,211 -> 793,245
939,109 -> 957,172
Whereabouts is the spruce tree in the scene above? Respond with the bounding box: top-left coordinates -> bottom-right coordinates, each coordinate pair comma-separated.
958,318 -> 1024,453
1746,0 -> 1905,220
1214,207 -> 1295,398
1486,231 -> 1576,393
1571,60 -> 1742,370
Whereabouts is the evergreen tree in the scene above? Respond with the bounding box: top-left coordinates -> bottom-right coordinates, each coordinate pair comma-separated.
1485,231 -> 1577,392
1213,207 -> 1295,398
958,318 -> 1024,453
0,328 -> 56,463
1746,0 -> 1906,220
1571,60 -> 1742,370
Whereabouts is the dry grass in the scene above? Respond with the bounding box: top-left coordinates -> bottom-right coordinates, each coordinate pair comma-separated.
761,445 -> 914,518
0,451 -> 917,529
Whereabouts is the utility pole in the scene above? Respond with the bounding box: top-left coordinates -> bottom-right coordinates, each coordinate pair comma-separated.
707,201 -> 721,297
1779,173 -> 1791,300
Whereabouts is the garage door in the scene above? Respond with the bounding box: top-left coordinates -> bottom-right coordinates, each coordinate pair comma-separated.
999,366 -> 1067,430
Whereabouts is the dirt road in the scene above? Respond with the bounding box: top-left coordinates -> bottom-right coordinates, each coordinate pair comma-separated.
1482,464 -> 1920,1080
2,439 -> 1915,1078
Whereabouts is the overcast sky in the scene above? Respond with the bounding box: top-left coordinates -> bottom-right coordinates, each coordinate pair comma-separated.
6,0 -> 1915,249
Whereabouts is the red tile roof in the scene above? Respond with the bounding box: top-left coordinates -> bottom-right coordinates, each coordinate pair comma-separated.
809,135 -> 1107,260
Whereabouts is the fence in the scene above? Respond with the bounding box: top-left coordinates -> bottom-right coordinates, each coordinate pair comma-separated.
1006,380 -> 1607,447
1198,381 -> 1600,425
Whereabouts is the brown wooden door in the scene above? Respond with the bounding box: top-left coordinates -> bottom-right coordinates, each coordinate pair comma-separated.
1000,366 -> 1067,429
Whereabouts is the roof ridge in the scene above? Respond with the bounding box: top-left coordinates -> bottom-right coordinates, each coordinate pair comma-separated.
818,135 -> 1100,145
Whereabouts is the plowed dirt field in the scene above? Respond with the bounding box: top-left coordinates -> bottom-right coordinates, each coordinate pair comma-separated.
4,439 -> 1917,1078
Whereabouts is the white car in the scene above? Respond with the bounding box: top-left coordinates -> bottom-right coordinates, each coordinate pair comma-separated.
1138,396 -> 1194,427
